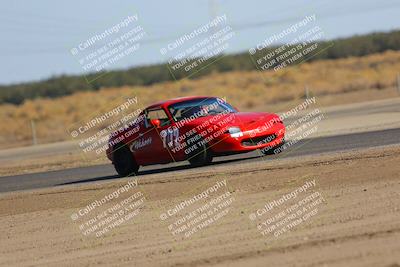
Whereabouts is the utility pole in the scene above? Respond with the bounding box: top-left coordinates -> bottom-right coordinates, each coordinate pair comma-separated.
397,74 -> 400,95
31,120 -> 37,145
305,85 -> 310,100
208,0 -> 218,21
208,0 -> 221,37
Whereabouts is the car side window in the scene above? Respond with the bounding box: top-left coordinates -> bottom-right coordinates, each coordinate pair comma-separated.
146,108 -> 171,127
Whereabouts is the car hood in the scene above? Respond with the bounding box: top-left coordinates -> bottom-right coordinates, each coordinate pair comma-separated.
229,112 -> 279,130
186,112 -> 279,131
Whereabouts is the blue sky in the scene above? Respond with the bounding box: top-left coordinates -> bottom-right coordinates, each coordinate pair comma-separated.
0,0 -> 399,84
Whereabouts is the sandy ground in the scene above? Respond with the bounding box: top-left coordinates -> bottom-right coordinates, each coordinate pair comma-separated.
1,144 -> 399,267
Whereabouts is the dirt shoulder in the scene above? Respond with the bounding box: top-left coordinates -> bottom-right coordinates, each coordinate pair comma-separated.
1,145 -> 399,266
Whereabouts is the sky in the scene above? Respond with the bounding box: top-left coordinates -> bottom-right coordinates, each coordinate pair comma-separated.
0,0 -> 399,85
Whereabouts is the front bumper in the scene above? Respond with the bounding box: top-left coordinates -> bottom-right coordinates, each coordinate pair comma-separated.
210,123 -> 285,154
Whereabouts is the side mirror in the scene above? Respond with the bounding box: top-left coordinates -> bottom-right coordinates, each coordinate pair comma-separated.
150,119 -> 161,128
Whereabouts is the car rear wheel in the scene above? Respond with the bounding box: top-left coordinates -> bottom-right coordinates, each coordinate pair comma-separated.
187,136 -> 213,167
113,144 -> 139,177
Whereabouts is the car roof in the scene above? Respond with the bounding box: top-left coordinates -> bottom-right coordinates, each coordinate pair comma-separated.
146,96 -> 215,110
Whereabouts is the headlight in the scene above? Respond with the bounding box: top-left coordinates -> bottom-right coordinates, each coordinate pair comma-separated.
226,127 -> 243,138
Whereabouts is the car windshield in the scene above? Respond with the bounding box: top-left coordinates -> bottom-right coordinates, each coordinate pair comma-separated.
168,98 -> 236,122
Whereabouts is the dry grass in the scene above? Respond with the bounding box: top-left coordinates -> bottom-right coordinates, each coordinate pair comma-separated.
1,50 -> 400,149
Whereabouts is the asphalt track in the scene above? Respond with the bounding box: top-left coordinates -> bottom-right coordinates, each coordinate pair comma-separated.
1,127 -> 399,193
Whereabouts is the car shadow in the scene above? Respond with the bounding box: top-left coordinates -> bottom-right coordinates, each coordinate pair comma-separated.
57,154 -> 262,186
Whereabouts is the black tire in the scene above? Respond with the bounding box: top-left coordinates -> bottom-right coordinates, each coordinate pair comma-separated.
260,139 -> 286,156
187,136 -> 213,167
113,144 -> 139,177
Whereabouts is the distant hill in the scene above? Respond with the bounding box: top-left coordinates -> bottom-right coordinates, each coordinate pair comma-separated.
1,30 -> 400,105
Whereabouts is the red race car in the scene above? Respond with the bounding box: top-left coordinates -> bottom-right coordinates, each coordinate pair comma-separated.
106,96 -> 285,176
